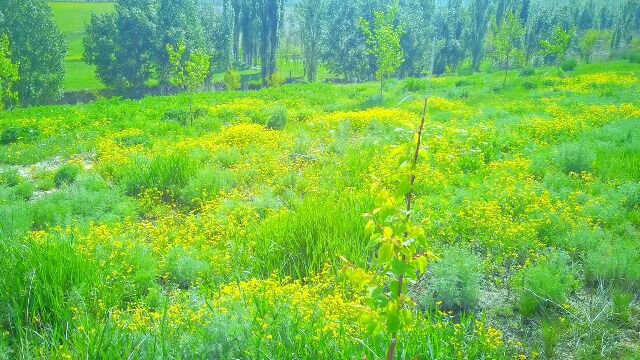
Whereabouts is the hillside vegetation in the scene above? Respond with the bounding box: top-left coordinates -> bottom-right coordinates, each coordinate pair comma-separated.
1,62 -> 640,358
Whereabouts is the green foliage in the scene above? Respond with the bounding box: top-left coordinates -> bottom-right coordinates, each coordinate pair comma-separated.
0,0 -> 67,105
223,69 -> 242,90
157,0 -> 206,87
425,247 -> 483,311
266,104 -> 288,130
297,0 -> 322,82
515,251 -> 578,317
84,0 -> 158,91
579,30 -> 609,64
489,11 -> 525,85
540,26 -> 576,67
167,41 -> 211,93
0,34 -> 19,110
53,163 -> 82,187
360,0 -> 405,95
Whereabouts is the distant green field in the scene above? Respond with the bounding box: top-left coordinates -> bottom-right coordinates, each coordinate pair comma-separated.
49,2 -> 114,91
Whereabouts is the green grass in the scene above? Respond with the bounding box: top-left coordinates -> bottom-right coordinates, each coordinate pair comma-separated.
48,2 -> 114,91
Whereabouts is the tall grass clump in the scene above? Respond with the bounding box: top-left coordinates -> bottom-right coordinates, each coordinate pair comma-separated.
250,192 -> 374,278
117,154 -> 198,198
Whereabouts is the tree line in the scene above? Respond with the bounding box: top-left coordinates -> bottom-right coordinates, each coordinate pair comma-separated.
1,0 -> 639,108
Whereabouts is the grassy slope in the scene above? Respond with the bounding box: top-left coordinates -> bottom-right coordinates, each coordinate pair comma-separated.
49,2 -> 114,91
1,62 -> 640,358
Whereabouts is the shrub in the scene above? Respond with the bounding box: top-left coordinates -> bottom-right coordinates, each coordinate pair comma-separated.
555,144 -> 595,174
520,66 -> 535,76
522,81 -> 537,90
54,163 -> 82,187
514,251 -> 578,316
560,59 -> 578,72
424,247 -> 483,311
267,105 -> 288,130
403,77 -> 428,92
360,95 -> 385,109
164,247 -> 209,288
179,166 -> 236,206
224,69 -> 242,90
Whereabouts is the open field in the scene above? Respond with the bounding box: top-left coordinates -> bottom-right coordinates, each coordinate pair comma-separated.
49,2 -> 114,91
1,63 -> 640,358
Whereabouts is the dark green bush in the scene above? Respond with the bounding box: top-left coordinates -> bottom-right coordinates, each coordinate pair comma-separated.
266,105 -> 288,130
560,59 -> 578,72
514,251 -> 578,316
1,127 -> 39,145
54,163 -> 83,187
520,66 -> 536,76
628,52 -> 640,64
522,81 -> 537,90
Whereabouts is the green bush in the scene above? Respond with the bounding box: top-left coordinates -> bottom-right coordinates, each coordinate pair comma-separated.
424,247 -> 483,311
560,59 -> 578,72
628,52 -> 640,64
53,163 -> 83,187
266,105 -> 288,130
555,144 -> 595,174
179,166 -> 236,206
224,69 -> 242,90
514,251 -> 578,316
0,169 -> 22,187
1,127 -> 40,145
584,238 -> 640,289
404,77 -> 428,92
522,81 -> 537,90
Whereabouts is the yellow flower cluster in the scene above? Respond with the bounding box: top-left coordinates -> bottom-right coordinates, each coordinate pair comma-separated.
215,267 -> 381,339
555,72 -> 638,93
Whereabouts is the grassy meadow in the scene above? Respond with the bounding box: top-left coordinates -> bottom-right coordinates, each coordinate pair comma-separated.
49,2 -> 114,91
1,61 -> 640,359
